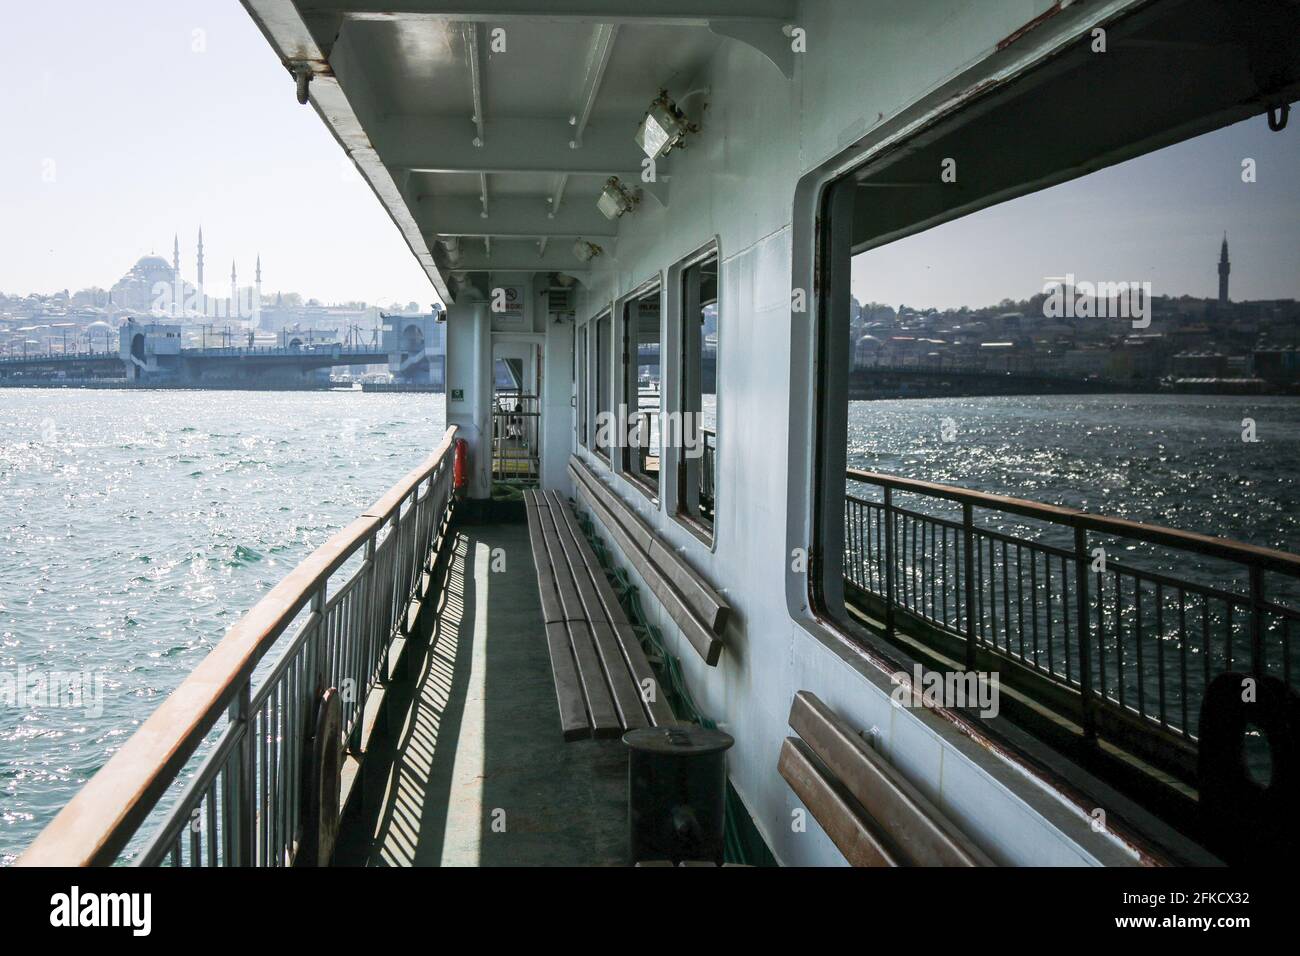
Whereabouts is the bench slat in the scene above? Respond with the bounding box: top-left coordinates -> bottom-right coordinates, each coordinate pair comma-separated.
543,492 -> 648,731
588,621 -> 650,732
549,493 -> 677,728
788,691 -> 992,867
537,504 -> 587,623
778,737 -> 900,867
525,497 -> 565,624
565,620 -> 622,738
543,622 -> 590,741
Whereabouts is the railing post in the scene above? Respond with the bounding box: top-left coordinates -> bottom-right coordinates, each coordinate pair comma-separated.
1074,524 -> 1096,740
1249,563 -> 1265,681
226,683 -> 253,866
883,487 -> 895,641
394,510 -> 409,638
963,502 -> 976,670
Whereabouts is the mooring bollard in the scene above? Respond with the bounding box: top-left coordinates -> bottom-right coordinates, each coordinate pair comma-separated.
623,724 -> 735,865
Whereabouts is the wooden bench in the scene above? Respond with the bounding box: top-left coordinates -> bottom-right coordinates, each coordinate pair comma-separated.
567,455 -> 729,666
778,691 -> 993,866
524,489 -> 677,740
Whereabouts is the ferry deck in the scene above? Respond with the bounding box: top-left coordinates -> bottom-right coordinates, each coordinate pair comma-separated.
17,0 -> 1300,868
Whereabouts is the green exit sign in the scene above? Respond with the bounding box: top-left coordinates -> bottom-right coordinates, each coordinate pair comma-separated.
450,388 -> 465,401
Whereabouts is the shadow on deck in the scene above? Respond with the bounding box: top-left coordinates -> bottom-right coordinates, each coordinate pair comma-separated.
334,521 -> 629,866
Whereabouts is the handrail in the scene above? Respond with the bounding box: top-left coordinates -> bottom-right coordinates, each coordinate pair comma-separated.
842,467 -> 1300,774
848,468 -> 1300,577
17,426 -> 459,866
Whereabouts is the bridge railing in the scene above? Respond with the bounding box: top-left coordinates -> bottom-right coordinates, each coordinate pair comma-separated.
17,427 -> 461,867
843,469 -> 1300,777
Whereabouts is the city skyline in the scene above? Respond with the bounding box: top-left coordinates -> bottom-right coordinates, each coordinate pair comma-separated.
851,115 -> 1298,311
0,0 -> 435,306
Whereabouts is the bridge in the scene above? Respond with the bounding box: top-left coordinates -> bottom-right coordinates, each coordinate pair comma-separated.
0,315 -> 446,388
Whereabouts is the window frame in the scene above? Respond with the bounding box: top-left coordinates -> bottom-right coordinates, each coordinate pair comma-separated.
619,276 -> 664,502
590,308 -> 612,463
576,321 -> 589,448
793,0 -> 1300,858
670,241 -> 721,547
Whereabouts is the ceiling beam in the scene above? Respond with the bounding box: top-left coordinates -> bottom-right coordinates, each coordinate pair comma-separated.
463,23 -> 486,147
417,196 -> 618,238
300,1 -> 795,25
438,238 -> 610,273
570,24 -> 619,148
376,115 -> 653,176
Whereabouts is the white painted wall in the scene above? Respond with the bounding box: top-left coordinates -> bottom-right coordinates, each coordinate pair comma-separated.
564,0 -> 1153,866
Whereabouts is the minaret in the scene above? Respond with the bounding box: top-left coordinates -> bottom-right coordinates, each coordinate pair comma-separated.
230,260 -> 238,318
196,227 -> 205,313
1218,232 -> 1231,305
254,255 -> 263,328
172,234 -> 181,316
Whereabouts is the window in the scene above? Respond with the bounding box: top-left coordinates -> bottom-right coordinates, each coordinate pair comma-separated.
678,248 -> 718,539
622,282 -> 662,497
579,321 -> 590,447
810,0 -> 1299,860
593,310 -> 612,461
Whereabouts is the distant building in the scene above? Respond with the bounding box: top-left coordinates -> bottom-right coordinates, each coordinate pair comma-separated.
110,254 -> 177,313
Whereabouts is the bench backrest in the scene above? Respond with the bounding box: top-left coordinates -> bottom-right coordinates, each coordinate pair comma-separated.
568,455 -> 729,665
780,691 -> 993,866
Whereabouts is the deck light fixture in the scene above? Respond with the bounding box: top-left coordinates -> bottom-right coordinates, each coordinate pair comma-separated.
597,177 -> 639,220
635,90 -> 698,159
573,239 -> 603,263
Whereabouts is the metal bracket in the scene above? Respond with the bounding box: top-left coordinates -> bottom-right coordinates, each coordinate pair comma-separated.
290,63 -> 313,105
708,20 -> 795,80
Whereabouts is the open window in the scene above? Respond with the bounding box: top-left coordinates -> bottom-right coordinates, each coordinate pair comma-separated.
622,281 -> 663,498
677,247 -> 719,540
811,0 -> 1300,861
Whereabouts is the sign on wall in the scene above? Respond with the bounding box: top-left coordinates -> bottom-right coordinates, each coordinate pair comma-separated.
491,285 -> 526,325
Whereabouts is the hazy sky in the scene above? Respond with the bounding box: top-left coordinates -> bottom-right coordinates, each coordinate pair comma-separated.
853,116 -> 1299,311
0,0 -> 435,305
1,3 -> 1295,310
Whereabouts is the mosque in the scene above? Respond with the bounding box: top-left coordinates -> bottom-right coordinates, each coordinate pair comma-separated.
109,228 -> 261,324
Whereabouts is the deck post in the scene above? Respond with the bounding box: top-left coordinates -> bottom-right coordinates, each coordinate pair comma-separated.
1074,524 -> 1096,740
227,683 -> 253,866
1249,564 -> 1265,681
883,487 -> 895,641
963,502 -> 976,670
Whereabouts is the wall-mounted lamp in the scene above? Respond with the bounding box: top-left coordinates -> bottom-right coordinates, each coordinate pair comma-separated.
635,89 -> 699,159
573,240 -> 603,263
597,177 -> 640,220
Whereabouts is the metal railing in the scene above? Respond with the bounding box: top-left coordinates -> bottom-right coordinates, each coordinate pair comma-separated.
626,409 -> 660,489
843,469 -> 1300,772
492,392 -> 540,484
700,428 -> 716,520
17,427 -> 461,866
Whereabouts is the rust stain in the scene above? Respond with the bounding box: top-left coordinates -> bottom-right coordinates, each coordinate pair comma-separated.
997,1 -> 1065,51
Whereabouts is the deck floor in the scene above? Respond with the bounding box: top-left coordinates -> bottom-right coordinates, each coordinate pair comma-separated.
336,520 -> 629,866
